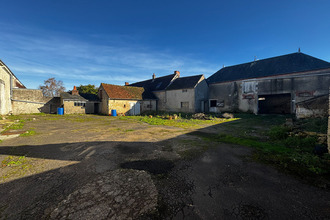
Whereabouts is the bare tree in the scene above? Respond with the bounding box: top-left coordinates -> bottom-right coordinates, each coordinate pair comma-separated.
39,77 -> 65,97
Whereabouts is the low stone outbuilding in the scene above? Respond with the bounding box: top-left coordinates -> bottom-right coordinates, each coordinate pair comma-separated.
98,83 -> 157,115
60,87 -> 88,114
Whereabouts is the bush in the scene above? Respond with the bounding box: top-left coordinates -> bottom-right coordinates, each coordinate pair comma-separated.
284,136 -> 317,150
268,126 -> 290,140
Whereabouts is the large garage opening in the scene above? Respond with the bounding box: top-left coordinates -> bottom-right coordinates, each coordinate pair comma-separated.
258,94 -> 291,114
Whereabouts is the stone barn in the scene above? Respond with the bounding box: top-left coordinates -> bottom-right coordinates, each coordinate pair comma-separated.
207,52 -> 330,118
98,83 -> 157,116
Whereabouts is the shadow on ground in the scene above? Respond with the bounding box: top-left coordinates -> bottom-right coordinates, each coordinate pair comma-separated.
0,123 -> 329,219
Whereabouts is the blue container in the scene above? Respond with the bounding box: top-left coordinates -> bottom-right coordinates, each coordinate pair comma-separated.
57,107 -> 64,115
111,109 -> 117,116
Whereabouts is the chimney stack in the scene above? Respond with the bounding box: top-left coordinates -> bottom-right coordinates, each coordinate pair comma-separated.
152,73 -> 156,80
125,82 -> 129,86
72,86 -> 79,96
174,70 -> 180,77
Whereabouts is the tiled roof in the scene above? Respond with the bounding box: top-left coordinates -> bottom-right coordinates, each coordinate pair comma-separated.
166,75 -> 204,90
129,73 -> 177,91
207,52 -> 330,84
60,92 -> 87,101
101,83 -> 157,100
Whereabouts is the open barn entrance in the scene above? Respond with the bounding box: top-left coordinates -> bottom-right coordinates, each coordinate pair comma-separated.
258,94 -> 291,114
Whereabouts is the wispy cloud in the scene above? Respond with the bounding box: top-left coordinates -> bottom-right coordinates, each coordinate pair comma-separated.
0,23 -> 218,89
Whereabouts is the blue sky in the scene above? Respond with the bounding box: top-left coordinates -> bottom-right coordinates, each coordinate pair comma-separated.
1,0 -> 330,90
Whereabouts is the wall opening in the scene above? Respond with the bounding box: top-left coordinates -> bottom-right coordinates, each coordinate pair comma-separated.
258,93 -> 291,114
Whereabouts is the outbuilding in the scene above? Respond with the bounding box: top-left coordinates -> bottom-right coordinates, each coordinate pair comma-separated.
98,83 -> 157,116
207,52 -> 330,118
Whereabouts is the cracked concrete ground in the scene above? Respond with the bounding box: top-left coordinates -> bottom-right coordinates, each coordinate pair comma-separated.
0,114 -> 329,219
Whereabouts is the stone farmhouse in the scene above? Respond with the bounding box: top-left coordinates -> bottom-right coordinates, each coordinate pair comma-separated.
207,52 -> 330,118
128,71 -> 209,113
1,51 -> 330,118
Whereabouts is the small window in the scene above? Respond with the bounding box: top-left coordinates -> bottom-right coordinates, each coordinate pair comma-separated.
182,89 -> 187,93
181,102 -> 189,109
210,100 -> 217,107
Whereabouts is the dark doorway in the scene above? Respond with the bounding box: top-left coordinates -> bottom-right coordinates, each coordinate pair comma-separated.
94,103 -> 99,114
258,94 -> 291,114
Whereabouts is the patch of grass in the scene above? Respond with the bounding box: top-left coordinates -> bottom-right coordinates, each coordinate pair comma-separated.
268,126 -> 290,140
121,115 -> 238,129
2,117 -> 25,132
1,155 -> 35,182
125,129 -> 135,132
2,156 -> 27,166
297,117 -> 328,134
20,129 -> 36,137
190,131 -> 330,183
283,136 -> 317,150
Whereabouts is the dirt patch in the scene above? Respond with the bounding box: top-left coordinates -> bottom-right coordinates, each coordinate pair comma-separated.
50,169 -> 157,219
120,159 -> 174,175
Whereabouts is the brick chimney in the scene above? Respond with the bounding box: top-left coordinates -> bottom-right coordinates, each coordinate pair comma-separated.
174,70 -> 180,77
72,86 -> 79,95
152,73 -> 156,80
125,82 -> 129,86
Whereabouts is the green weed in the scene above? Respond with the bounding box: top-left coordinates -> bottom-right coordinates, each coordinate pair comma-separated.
20,129 -> 36,137
121,115 -> 238,129
2,156 -> 27,166
268,126 -> 290,140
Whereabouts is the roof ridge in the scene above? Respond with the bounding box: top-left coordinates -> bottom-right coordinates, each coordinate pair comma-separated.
174,74 -> 203,79
101,82 -> 143,90
221,52 -> 329,70
130,73 -> 176,85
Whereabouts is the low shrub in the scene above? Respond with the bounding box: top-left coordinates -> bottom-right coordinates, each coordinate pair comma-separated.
268,126 -> 290,140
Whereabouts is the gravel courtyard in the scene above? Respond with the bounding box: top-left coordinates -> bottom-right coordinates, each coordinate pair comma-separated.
0,114 -> 329,219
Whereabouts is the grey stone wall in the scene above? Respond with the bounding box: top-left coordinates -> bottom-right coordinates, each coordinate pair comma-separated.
12,89 -> 60,114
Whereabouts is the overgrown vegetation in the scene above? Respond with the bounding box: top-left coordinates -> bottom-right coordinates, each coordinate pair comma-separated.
189,115 -> 330,188
1,155 -> 35,182
1,115 -> 25,133
2,156 -> 27,167
120,112 -> 238,129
